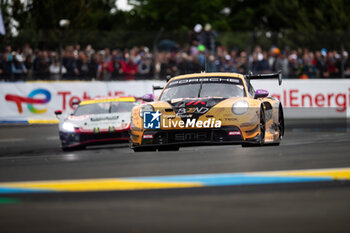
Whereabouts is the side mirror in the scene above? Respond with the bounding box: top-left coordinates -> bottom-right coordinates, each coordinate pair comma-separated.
152,85 -> 164,91
142,93 -> 154,102
54,110 -> 62,119
278,71 -> 282,86
254,89 -> 269,99
55,110 -> 62,115
71,99 -> 80,107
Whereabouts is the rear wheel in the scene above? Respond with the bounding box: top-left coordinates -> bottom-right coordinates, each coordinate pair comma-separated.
278,106 -> 284,140
133,146 -> 157,152
258,106 -> 266,145
241,142 -> 257,147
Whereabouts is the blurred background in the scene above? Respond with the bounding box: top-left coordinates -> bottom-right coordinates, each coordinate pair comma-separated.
0,0 -> 350,81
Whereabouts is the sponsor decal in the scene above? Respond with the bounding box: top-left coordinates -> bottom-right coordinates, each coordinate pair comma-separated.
174,132 -> 207,141
57,91 -> 125,111
5,88 -> 51,114
167,77 -> 241,87
143,111 -> 161,129
68,115 -> 89,121
143,111 -> 221,129
186,100 -> 206,106
168,98 -> 225,120
143,134 -> 154,139
177,107 -> 209,115
269,88 -> 350,112
90,116 -> 119,121
228,131 -> 241,136
163,118 -> 221,128
224,117 -> 237,121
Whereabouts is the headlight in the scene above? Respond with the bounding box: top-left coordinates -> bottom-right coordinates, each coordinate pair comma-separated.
232,100 -> 249,115
140,105 -> 154,117
62,122 -> 78,132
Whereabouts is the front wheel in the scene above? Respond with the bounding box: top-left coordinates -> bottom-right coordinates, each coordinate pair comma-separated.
158,146 -> 180,151
133,146 -> 157,152
61,144 -> 85,151
242,106 -> 265,147
241,142 -> 258,147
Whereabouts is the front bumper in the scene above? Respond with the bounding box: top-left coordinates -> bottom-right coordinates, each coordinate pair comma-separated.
131,126 -> 243,148
60,129 -> 130,148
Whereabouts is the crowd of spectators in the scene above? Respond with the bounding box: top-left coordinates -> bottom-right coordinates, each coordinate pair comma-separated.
0,44 -> 154,81
1,39 -> 350,81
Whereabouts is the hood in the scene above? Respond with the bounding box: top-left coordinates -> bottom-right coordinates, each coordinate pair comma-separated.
155,97 -> 227,120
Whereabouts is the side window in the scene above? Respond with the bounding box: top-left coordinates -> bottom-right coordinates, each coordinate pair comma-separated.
245,79 -> 255,97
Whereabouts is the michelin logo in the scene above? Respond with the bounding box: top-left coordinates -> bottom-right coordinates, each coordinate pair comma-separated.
143,110 -> 161,129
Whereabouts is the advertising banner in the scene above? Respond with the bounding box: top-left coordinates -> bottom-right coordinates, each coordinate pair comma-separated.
0,80 -> 164,123
252,79 -> 350,118
0,79 -> 349,123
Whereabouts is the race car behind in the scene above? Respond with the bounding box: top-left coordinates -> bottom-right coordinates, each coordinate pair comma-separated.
55,97 -> 136,151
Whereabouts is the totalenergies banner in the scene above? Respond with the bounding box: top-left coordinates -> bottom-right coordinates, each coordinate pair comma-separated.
0,80 -> 164,123
0,79 -> 349,123
252,79 -> 350,118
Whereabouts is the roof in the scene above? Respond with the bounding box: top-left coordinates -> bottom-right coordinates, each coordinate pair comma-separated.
79,97 -> 136,106
170,72 -> 244,81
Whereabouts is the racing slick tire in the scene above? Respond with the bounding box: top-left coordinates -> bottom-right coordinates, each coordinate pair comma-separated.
242,106 -> 266,147
158,146 -> 180,151
133,146 -> 157,152
61,144 -> 86,151
278,105 -> 284,140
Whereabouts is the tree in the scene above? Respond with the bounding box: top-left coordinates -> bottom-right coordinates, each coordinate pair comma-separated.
2,0 -> 350,50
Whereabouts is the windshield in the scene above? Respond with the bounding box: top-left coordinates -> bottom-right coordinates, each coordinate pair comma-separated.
110,102 -> 135,113
74,102 -> 135,116
159,77 -> 245,101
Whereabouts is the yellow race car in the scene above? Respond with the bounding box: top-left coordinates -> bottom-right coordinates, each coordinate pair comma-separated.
130,72 -> 284,152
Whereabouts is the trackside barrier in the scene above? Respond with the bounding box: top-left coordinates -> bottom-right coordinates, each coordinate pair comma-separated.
0,79 -> 349,123
0,80 -> 165,123
251,79 -> 350,119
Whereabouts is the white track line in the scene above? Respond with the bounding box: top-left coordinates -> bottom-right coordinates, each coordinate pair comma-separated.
0,138 -> 25,143
47,136 -> 59,140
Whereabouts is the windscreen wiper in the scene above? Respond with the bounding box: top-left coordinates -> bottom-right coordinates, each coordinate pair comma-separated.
197,79 -> 203,98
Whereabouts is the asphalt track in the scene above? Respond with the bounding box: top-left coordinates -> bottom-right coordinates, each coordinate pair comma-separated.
0,120 -> 350,233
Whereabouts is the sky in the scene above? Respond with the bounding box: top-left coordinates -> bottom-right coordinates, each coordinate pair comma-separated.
2,0 -> 134,36
116,0 -> 133,11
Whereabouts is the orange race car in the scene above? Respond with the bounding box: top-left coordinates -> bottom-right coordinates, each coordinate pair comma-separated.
129,72 -> 284,152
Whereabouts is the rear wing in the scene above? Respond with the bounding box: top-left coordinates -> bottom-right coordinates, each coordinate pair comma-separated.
152,85 -> 164,91
245,71 -> 282,86
152,85 -> 164,100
